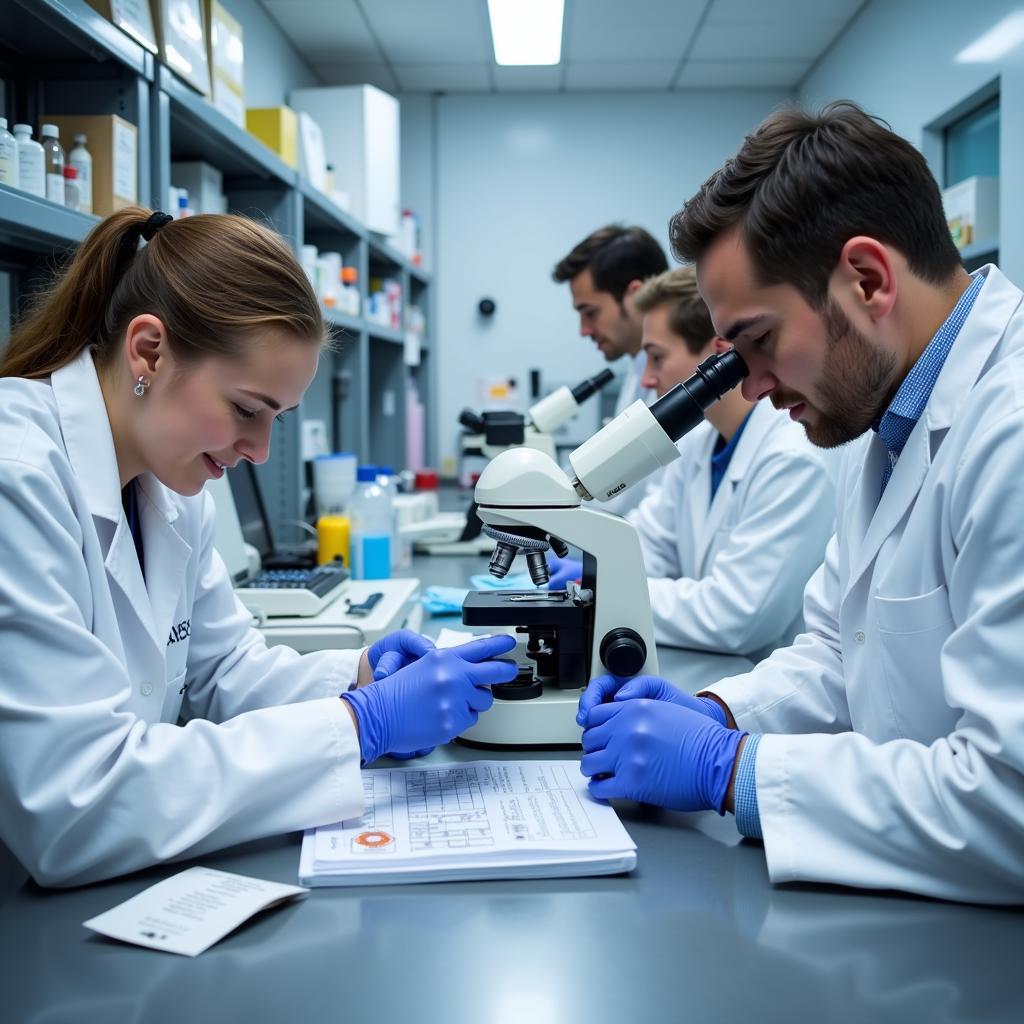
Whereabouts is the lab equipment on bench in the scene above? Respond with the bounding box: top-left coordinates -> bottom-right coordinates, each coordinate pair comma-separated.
460,349 -> 748,748
418,370 -> 616,556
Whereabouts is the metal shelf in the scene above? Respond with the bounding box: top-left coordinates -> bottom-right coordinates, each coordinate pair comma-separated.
0,185 -> 99,256
368,236 -> 411,272
158,65 -> 295,185
325,310 -> 363,335
299,179 -> 365,240
367,324 -> 404,345
5,0 -> 153,78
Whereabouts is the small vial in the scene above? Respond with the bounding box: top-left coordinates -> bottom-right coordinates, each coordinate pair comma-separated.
63,165 -> 81,212
39,124 -> 65,206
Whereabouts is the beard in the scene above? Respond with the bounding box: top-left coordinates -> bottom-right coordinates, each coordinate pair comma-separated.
776,301 -> 899,449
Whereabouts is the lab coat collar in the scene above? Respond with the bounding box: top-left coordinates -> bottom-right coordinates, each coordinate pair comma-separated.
844,265 -> 1024,598
50,347 -> 180,526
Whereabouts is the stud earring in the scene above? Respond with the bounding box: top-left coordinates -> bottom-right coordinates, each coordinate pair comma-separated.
134,375 -> 150,397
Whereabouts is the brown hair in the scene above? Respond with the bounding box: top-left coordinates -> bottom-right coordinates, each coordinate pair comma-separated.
669,101 -> 962,308
0,207 -> 325,380
634,267 -> 715,355
552,224 -> 668,303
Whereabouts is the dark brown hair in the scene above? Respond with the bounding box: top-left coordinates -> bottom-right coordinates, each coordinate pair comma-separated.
633,267 -> 716,355
0,207 -> 325,379
670,101 -> 962,307
552,224 -> 668,303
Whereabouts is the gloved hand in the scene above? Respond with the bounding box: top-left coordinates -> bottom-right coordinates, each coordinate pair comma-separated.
580,699 -> 746,813
546,555 -> 583,590
577,674 -> 727,726
342,634 -> 518,764
368,629 -> 435,680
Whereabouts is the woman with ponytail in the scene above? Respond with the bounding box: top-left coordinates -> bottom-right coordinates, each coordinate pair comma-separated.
0,208 -> 516,886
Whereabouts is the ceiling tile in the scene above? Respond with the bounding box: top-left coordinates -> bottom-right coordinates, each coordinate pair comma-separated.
565,61 -> 678,91
690,21 -> 846,60
675,59 -> 812,88
312,61 -> 400,93
262,0 -> 378,62
393,63 -> 492,92
493,65 -> 563,92
708,0 -> 863,23
361,0 -> 490,64
565,0 -> 704,61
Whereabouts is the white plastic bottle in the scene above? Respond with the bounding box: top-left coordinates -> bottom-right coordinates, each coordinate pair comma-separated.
0,118 -> 19,189
13,124 -> 44,198
376,466 -> 409,571
349,466 -> 391,580
68,133 -> 92,214
62,165 -> 81,212
39,124 -> 65,206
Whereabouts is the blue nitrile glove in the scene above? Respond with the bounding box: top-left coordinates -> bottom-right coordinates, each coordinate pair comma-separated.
368,629 -> 435,680
577,674 -> 727,726
546,555 -> 583,590
342,634 -> 518,764
580,699 -> 746,813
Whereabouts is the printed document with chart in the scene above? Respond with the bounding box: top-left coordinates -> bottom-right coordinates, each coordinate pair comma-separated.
299,761 -> 637,886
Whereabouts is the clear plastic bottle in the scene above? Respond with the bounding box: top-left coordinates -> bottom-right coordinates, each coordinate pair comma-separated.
0,118 -> 19,189
376,466 -> 409,571
39,124 -> 65,206
68,133 -> 92,214
13,124 -> 44,198
349,466 -> 391,580
62,165 -> 81,212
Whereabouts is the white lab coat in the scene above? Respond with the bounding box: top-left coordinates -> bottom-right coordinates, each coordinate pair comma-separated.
707,265 -> 1024,903
599,351 -> 659,516
631,400 -> 835,659
0,348 -> 364,887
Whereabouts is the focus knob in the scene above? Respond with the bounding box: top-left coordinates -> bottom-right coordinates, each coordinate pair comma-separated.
599,628 -> 646,677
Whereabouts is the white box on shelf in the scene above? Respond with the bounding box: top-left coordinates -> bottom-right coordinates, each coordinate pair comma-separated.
289,84 -> 400,235
942,175 -> 999,250
170,161 -> 224,215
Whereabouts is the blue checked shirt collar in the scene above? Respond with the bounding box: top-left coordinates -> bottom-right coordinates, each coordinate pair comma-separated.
875,273 -> 984,494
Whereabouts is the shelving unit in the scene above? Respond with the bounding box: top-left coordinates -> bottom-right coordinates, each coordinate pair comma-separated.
0,0 -> 434,544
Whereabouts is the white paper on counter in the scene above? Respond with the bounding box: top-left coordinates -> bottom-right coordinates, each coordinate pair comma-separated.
83,866 -> 308,957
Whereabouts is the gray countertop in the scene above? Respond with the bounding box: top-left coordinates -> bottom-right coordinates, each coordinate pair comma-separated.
1,551 -> 1021,1023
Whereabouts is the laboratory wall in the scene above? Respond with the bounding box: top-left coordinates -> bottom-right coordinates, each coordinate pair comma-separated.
798,0 -> 1024,282
230,0 -> 321,106
424,90 -> 787,470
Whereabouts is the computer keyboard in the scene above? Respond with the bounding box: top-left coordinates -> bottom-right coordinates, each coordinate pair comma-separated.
237,561 -> 351,617
248,561 -> 350,598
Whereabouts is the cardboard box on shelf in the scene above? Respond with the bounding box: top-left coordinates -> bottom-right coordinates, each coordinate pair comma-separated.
154,0 -> 211,97
171,161 -> 225,214
86,0 -> 159,54
206,0 -> 245,128
41,115 -> 138,217
246,106 -> 298,168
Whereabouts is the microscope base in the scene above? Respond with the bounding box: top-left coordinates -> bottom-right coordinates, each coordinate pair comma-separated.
457,687 -> 582,749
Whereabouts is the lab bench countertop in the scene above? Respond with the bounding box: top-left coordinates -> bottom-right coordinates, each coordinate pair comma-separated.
1,551 -> 1021,1023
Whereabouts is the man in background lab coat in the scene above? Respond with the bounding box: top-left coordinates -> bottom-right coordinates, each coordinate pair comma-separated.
552,224 -> 667,514
553,266 -> 834,660
577,101 -> 1024,904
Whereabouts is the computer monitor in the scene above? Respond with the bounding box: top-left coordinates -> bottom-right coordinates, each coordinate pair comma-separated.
227,463 -> 275,559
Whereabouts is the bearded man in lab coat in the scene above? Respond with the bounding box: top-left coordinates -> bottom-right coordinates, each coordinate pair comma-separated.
551,266 -> 835,660
577,100 -> 1024,904
552,224 -> 668,514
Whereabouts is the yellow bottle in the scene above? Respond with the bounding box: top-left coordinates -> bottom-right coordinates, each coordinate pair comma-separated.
317,515 -> 350,567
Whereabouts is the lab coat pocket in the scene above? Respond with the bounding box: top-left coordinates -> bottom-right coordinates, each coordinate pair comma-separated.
874,584 -> 954,739
162,668 -> 187,723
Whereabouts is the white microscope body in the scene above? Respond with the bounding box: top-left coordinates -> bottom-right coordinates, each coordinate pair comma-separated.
459,447 -> 659,747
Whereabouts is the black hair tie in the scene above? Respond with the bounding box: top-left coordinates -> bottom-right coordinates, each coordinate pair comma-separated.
141,211 -> 173,241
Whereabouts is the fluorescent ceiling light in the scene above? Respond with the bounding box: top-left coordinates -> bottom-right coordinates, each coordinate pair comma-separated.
955,10 -> 1024,62
488,0 -> 564,66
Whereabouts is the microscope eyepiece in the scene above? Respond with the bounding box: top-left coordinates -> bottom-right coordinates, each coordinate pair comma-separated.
458,408 -> 486,433
650,348 -> 748,443
570,369 -> 615,404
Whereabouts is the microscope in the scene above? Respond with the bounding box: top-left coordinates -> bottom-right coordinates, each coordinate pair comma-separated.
419,372 -> 610,557
460,349 -> 748,747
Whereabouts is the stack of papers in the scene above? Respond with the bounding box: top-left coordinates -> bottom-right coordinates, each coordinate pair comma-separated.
299,760 -> 637,886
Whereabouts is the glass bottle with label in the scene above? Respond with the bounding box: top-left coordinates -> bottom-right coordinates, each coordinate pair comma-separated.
68,133 -> 92,214
13,124 -> 44,198
39,124 -> 65,206
0,118 -> 19,189
63,165 -> 81,212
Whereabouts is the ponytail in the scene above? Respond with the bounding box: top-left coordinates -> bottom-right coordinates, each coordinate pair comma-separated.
0,206 -> 324,380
